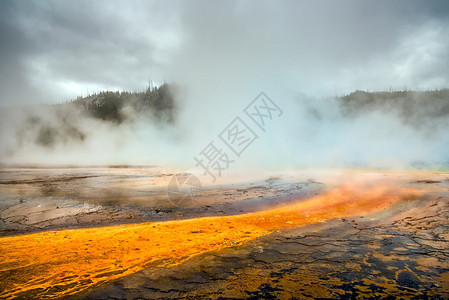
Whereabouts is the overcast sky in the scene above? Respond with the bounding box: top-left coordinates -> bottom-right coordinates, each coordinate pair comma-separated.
1,0 -> 448,106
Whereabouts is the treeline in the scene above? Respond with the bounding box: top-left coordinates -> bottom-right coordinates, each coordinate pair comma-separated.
70,83 -> 176,123
20,84 -> 177,148
338,88 -> 449,125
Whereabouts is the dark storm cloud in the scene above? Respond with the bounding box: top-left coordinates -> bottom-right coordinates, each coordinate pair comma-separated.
0,0 -> 448,106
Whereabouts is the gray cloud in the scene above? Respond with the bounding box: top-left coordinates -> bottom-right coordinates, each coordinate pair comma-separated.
172,0 -> 449,96
0,0 -> 448,107
0,0 -> 183,105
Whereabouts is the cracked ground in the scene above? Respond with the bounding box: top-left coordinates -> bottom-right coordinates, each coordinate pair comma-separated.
77,187 -> 449,299
0,167 -> 448,299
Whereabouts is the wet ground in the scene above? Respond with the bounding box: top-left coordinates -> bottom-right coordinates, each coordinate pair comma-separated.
79,194 -> 449,299
0,167 -> 448,299
0,167 -> 323,236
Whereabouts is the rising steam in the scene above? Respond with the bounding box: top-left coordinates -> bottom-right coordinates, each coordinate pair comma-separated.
0,1 -> 448,169
1,87 -> 448,169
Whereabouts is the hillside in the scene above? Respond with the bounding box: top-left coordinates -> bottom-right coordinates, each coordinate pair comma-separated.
338,89 -> 449,125
69,83 -> 176,124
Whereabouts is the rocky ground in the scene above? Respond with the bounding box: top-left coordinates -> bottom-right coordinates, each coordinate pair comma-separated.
0,167 -> 323,236
78,191 -> 449,299
0,167 -> 448,299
